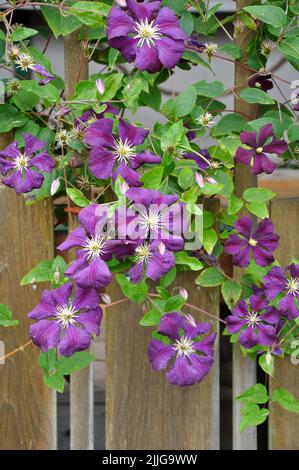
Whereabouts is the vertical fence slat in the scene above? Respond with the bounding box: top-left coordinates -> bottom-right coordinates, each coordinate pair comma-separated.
106,201 -> 220,450
63,32 -> 93,450
233,0 -> 258,450
268,198 -> 299,450
0,133 -> 57,449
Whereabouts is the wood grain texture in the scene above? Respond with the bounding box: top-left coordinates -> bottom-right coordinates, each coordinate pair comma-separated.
106,202 -> 220,450
268,198 -> 299,450
64,32 -> 94,450
0,132 -> 56,450
233,0 -> 258,450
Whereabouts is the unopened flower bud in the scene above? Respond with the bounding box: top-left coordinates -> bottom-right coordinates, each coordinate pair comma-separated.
179,287 -> 188,301
195,172 -> 204,188
96,79 -> 105,95
120,181 -> 129,195
53,269 -> 60,284
101,294 -> 111,305
158,241 -> 166,255
51,177 -> 61,196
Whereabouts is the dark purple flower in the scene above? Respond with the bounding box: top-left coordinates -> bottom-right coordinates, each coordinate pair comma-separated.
84,118 -> 161,186
224,216 -> 279,267
128,240 -> 175,283
293,89 -> 299,112
248,73 -> 273,92
226,295 -> 279,349
148,312 -> 216,386
236,123 -> 288,175
33,64 -> 55,85
58,204 -> 135,289
0,134 -> 54,194
107,0 -> 187,73
263,264 -> 299,320
75,104 -> 118,127
182,148 -> 211,170
186,33 -> 206,52
125,187 -> 184,250
28,282 -> 102,357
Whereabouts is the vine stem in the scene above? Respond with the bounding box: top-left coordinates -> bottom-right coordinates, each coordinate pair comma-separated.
0,340 -> 32,363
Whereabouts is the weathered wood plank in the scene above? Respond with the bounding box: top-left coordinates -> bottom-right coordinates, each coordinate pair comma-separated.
233,0 -> 258,450
0,133 -> 56,450
63,32 -> 93,450
269,198 -> 299,450
106,202 -> 220,450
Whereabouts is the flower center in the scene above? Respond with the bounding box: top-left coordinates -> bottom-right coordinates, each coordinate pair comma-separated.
83,235 -> 107,260
13,153 -> 30,172
286,277 -> 299,296
256,147 -> 264,154
134,242 -> 152,264
140,208 -> 161,235
248,237 -> 258,247
245,311 -> 261,327
112,138 -> 136,165
133,19 -> 162,48
15,53 -> 35,71
173,336 -> 195,357
56,303 -> 78,328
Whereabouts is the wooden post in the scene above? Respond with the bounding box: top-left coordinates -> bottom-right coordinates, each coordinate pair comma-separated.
106,202 -> 220,449
64,32 -> 93,450
0,133 -> 57,449
268,198 -> 299,449
233,0 -> 258,450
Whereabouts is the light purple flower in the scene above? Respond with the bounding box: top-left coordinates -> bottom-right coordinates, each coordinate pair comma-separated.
128,240 -> 175,283
148,312 -> 216,386
84,118 -> 161,186
226,295 -> 279,349
224,216 -> 279,267
0,133 -> 54,194
33,64 -> 55,85
58,204 -> 136,289
28,282 -> 102,357
263,264 -> 299,320
236,123 -> 288,175
107,0 -> 187,73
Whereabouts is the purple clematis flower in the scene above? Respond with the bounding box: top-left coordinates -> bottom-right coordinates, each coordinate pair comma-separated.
248,73 -> 273,92
0,133 -> 54,194
58,204 -> 136,289
84,118 -> 161,186
182,148 -> 211,170
125,187 -> 184,250
224,216 -> 279,267
33,64 -> 55,85
128,240 -> 175,283
107,0 -> 187,73
293,88 -> 299,112
148,312 -> 216,386
226,295 -> 279,349
28,282 -> 102,357
263,264 -> 299,320
236,123 -> 288,175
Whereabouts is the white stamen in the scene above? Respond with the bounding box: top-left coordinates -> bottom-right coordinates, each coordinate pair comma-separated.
83,235 -> 107,260
15,52 -> 35,71
133,19 -> 162,48
197,112 -> 215,128
134,242 -> 152,264
13,153 -> 30,172
139,208 -> 161,235
56,303 -> 78,328
173,336 -> 195,357
112,138 -> 136,165
286,277 -> 299,296
245,311 -> 261,327
248,237 -> 258,247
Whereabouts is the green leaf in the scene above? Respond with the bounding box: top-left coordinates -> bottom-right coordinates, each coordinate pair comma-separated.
69,2 -> 111,27
0,104 -> 28,132
21,259 -> 53,285
11,27 -> 38,42
0,304 -> 19,327
278,38 -> 299,68
196,267 -> 225,287
139,309 -> 161,327
246,201 -> 269,218
178,166 -> 194,189
116,274 -> 148,303
194,80 -> 224,98
228,194 -> 243,215
219,44 -> 241,59
182,50 -> 213,71
272,388 -> 299,415
175,252 -> 203,271
212,113 -> 246,137
162,0 -> 189,13
57,351 -> 96,376
244,5 -> 287,29
288,123 -> 299,143
243,187 -> 275,203
240,88 -> 275,105
164,294 -> 185,312
240,404 -> 269,432
140,166 -> 164,189
123,76 -> 143,112
66,188 -> 90,208
203,228 -> 217,255
159,267 -> 177,288
51,256 -> 68,286
173,87 -> 197,118
259,352 -> 274,377
236,383 -> 269,404
221,280 -> 242,309
101,73 -> 124,101
179,11 -> 194,36
41,6 -> 82,38
19,80 -> 60,104
161,120 -> 184,152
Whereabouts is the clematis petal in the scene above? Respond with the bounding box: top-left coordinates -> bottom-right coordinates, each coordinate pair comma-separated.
156,36 -> 185,69
72,258 -> 112,289
157,312 -> 183,341
155,7 -> 187,40
84,118 -> 114,148
126,0 -> 161,21
106,6 -> 135,40
76,308 -> 103,335
58,324 -> 91,357
57,227 -> 87,251
30,151 -> 55,173
23,133 -> 45,155
135,43 -> 162,73
257,123 -> 274,146
239,326 -> 259,349
240,130 -> 257,148
29,320 -> 61,352
130,151 -> 161,169
148,339 -> 175,370
88,148 -> 115,180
